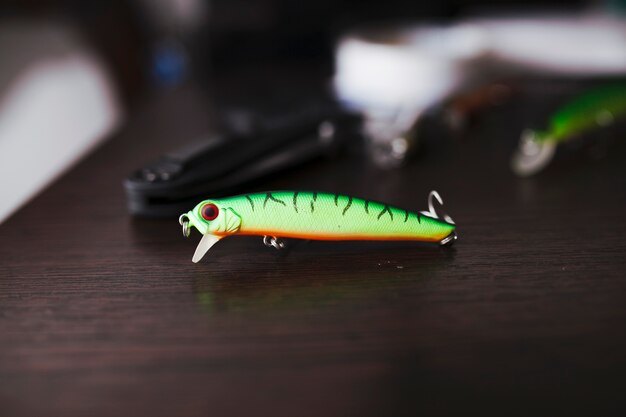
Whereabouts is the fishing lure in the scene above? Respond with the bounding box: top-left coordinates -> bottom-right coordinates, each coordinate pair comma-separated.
511,84 -> 626,176
179,191 -> 457,262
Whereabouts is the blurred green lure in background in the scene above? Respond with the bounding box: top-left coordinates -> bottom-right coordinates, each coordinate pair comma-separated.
512,84 -> 626,176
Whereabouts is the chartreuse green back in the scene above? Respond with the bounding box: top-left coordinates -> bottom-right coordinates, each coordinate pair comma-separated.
179,191 -> 456,262
537,84 -> 626,143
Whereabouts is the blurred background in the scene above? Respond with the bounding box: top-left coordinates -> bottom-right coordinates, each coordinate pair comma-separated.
0,0 -> 625,221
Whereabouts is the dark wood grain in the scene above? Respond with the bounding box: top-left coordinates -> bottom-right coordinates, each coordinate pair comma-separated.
1,81 -> 626,417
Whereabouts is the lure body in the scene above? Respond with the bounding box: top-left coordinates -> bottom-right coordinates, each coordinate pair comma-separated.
512,84 -> 626,176
541,84 -> 626,143
180,191 -> 456,262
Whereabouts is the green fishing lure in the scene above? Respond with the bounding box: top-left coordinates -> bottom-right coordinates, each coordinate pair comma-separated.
512,84 -> 626,176
179,191 -> 457,262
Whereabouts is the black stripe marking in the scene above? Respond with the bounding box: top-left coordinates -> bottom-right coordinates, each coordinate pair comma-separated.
334,194 -> 339,206
404,210 -> 409,223
293,192 -> 299,213
311,192 -> 318,213
264,193 -> 286,208
377,205 -> 393,221
342,197 -> 352,216
365,200 -> 370,214
245,195 -> 255,211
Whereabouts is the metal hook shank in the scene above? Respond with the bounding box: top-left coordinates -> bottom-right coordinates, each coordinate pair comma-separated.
263,236 -> 286,250
179,214 -> 191,237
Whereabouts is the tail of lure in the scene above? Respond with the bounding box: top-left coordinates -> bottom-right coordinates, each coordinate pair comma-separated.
180,190 -> 457,263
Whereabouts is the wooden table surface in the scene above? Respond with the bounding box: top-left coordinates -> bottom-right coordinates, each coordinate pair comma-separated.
1,80 -> 625,417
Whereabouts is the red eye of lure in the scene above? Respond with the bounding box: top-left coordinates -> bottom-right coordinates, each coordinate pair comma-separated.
201,203 -> 219,221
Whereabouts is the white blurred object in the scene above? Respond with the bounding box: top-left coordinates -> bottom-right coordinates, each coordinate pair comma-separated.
335,24 -> 488,113
136,0 -> 209,32
479,15 -> 626,74
335,24 -> 489,166
0,22 -> 121,223
334,13 -> 626,166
